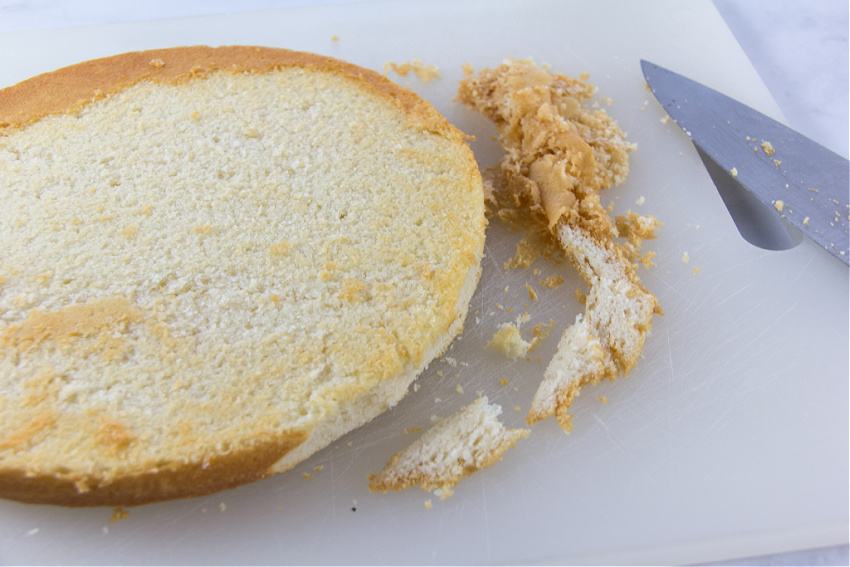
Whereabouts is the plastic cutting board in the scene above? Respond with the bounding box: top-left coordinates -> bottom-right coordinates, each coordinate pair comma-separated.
0,0 -> 847,564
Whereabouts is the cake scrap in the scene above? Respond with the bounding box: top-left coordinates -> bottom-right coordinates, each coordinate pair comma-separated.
367,397 -> 529,499
457,58 -> 662,433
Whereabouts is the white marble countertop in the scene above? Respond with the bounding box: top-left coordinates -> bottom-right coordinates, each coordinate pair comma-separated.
0,1 -> 847,565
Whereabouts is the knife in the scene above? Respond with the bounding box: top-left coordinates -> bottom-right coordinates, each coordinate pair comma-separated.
641,60 -> 849,266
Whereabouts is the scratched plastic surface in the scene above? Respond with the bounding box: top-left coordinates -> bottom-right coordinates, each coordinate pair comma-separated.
0,1 -> 847,564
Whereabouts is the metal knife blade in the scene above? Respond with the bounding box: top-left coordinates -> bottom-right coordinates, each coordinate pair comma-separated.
641,60 -> 849,266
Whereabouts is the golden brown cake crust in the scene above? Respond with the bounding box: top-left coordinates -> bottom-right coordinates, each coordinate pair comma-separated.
0,45 -> 453,136
0,430 -> 307,507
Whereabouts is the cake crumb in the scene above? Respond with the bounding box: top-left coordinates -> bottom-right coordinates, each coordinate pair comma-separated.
461,62 -> 474,76
730,167 -> 738,177
760,141 -> 776,156
331,35 -> 339,41
803,217 -> 810,226
487,317 -> 532,360
638,251 -> 657,269
302,472 -> 313,480
635,196 -> 646,206
614,211 -> 663,242
109,507 -> 129,523
456,384 -> 464,395
499,378 -> 510,386
219,502 -> 226,512
539,275 -> 564,289
692,267 -> 700,275
525,282 -> 538,301
531,320 -> 557,341
425,499 -> 432,510
384,60 -> 440,82
774,200 -> 784,212
598,395 -> 608,403
682,251 -> 690,264
313,465 -> 324,472
435,487 -> 454,500
504,234 -> 541,270
615,211 -> 660,266
573,287 -> 587,304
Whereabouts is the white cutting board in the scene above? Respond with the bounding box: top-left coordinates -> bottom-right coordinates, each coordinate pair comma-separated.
0,1 -> 847,564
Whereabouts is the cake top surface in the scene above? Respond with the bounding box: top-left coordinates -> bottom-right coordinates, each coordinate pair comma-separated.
0,46 -> 485,505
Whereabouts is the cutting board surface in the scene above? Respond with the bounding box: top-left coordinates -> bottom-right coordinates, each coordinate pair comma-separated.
0,1 -> 847,564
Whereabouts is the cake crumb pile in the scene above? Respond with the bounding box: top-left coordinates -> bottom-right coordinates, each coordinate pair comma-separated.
457,58 -> 662,432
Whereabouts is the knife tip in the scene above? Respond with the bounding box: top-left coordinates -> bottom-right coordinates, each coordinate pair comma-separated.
640,59 -> 663,83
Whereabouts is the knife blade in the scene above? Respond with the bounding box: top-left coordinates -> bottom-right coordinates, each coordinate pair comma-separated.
641,60 -> 849,266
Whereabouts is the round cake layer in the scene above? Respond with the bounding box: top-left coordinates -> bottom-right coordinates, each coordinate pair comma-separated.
0,46 -> 485,506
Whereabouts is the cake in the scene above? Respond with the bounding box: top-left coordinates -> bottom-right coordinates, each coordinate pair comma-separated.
0,46 -> 485,506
